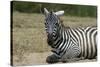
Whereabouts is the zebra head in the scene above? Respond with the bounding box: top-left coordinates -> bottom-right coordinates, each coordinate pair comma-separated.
44,8 -> 64,40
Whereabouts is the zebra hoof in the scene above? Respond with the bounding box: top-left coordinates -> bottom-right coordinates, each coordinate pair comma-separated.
46,54 -> 59,64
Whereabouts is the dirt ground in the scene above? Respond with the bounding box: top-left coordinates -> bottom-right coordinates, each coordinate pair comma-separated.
13,52 -> 97,66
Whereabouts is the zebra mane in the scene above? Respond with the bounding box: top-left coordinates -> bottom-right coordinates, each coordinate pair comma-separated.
58,17 -> 65,27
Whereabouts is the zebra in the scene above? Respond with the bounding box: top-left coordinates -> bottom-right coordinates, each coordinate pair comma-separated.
43,8 -> 97,63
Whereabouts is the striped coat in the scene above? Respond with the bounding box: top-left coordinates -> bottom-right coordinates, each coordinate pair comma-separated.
44,8 -> 97,63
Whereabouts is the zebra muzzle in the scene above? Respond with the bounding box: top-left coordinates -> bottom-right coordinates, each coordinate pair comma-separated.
48,34 -> 53,40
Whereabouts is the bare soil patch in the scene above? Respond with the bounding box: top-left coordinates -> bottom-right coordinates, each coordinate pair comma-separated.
13,52 -> 96,66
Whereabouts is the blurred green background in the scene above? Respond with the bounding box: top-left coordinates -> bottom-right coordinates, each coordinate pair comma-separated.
12,1 -> 97,17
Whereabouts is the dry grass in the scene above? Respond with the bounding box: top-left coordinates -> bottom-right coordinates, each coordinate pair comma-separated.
12,11 -> 97,65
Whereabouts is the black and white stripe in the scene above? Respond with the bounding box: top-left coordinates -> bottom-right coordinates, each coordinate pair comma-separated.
44,8 -> 97,63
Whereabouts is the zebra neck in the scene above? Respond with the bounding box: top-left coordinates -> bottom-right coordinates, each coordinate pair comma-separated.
54,28 -> 70,49
52,29 -> 71,57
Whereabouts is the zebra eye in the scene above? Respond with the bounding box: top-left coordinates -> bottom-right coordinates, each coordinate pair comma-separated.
55,23 -> 58,26
45,22 -> 48,25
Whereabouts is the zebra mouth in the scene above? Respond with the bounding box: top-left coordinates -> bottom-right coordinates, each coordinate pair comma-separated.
48,34 -> 53,40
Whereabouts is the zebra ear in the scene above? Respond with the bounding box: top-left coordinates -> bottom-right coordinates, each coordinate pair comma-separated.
55,11 -> 64,16
44,8 -> 49,15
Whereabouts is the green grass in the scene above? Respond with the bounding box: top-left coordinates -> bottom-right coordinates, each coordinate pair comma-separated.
12,11 -> 97,62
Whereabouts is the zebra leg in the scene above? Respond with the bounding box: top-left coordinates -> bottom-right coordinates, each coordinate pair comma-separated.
68,57 -> 85,62
95,56 -> 97,59
61,57 -> 85,63
46,54 -> 60,64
